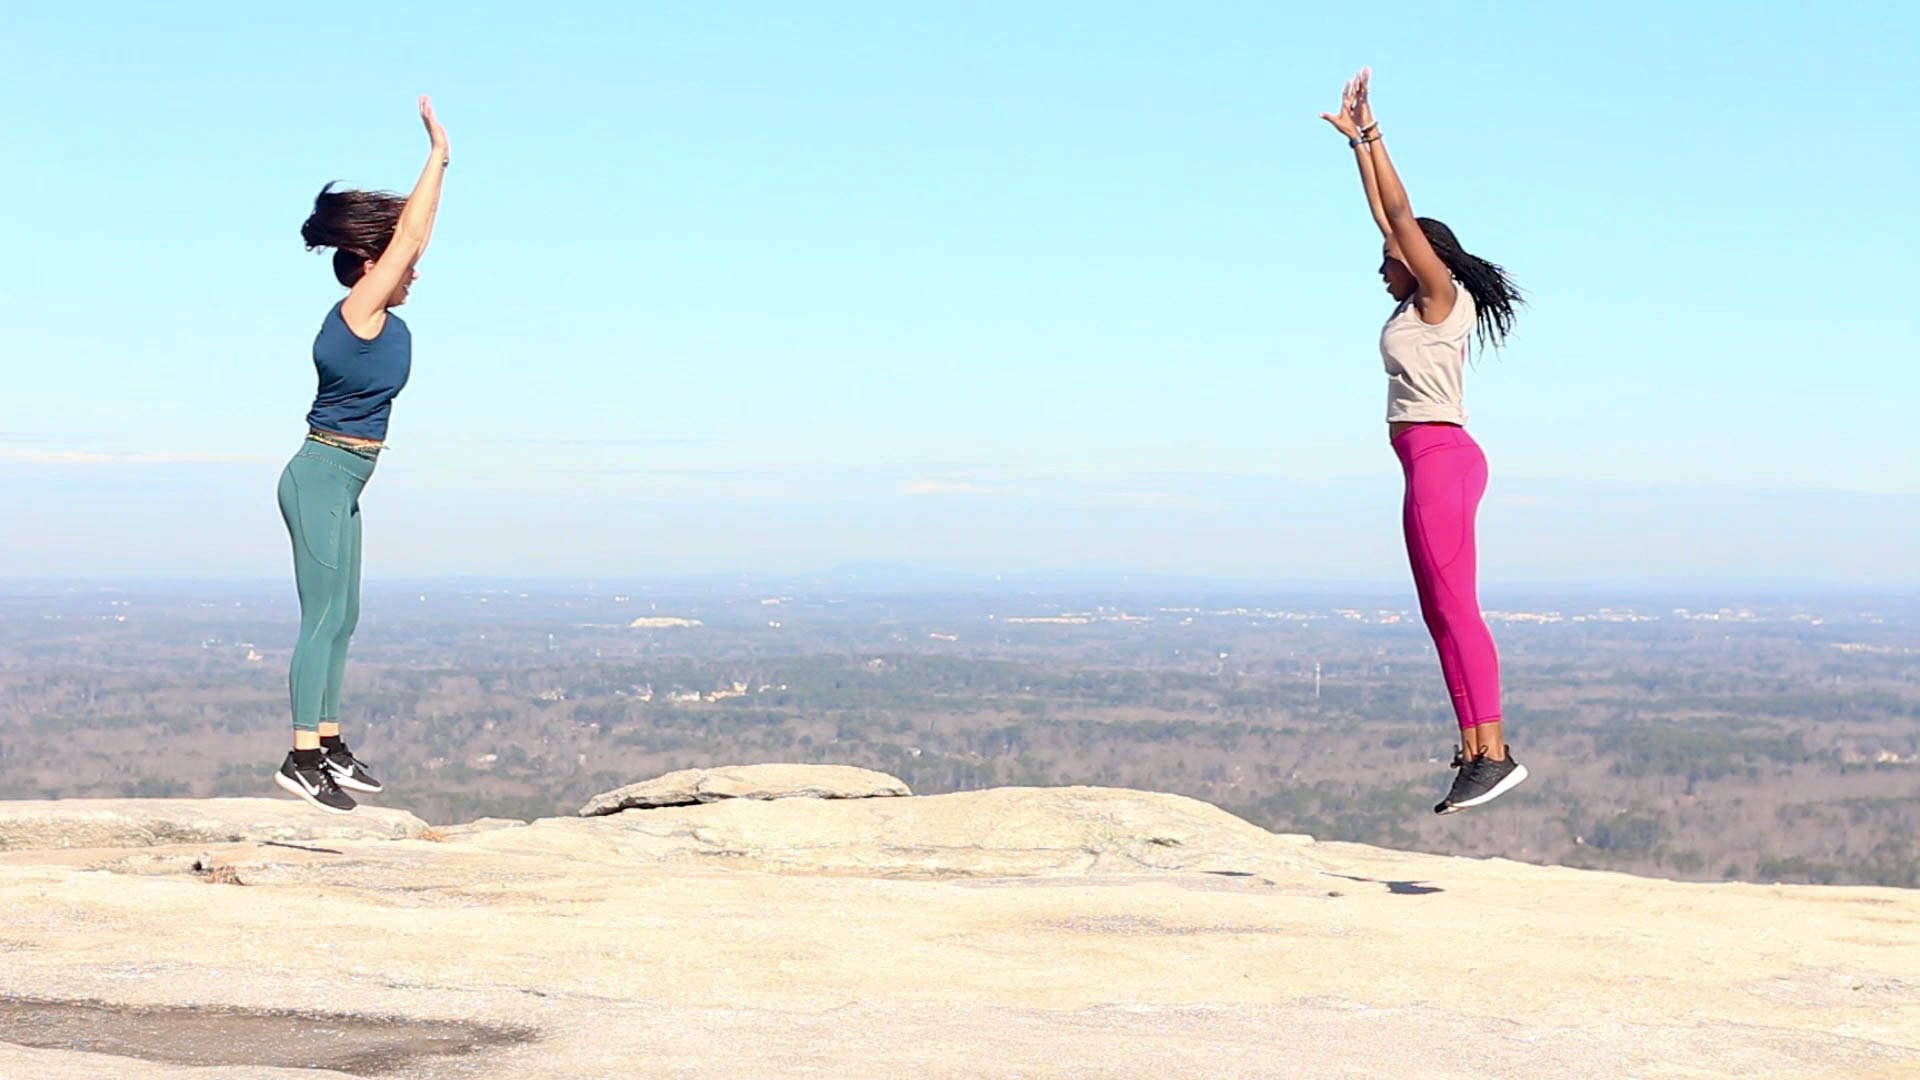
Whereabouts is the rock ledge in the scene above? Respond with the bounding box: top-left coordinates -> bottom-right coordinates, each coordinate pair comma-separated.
579,763 -> 911,817
0,798 -> 429,851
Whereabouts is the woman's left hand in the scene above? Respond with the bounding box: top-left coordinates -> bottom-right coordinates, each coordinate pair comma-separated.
1320,74 -> 1363,139
1350,68 -> 1376,133
419,95 -> 450,155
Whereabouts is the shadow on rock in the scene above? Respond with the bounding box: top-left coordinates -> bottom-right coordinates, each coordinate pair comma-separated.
0,997 -> 535,1077
1324,873 -> 1445,896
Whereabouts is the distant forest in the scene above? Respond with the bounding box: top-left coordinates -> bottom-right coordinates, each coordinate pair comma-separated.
2,584 -> 1915,887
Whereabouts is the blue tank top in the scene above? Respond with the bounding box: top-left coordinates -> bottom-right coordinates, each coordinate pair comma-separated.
305,302 -> 411,441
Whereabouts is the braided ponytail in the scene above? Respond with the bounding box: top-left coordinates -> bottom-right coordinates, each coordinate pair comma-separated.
1417,217 -> 1523,350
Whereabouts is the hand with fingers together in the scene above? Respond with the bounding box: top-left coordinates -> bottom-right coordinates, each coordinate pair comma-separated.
1320,68 -> 1379,145
1320,72 -> 1364,141
1351,67 -> 1377,138
420,95 -> 450,164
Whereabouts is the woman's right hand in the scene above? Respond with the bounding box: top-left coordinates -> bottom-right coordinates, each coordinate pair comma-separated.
1320,74 -> 1363,140
419,95 -> 450,154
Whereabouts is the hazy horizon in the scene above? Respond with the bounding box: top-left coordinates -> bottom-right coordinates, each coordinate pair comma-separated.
5,460 -> 1914,583
4,568 -> 1915,599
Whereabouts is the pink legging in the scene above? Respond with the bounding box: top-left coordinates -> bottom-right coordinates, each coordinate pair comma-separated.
1393,423 -> 1501,730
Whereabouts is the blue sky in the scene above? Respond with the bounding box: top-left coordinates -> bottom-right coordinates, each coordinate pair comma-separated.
1,2 -> 1914,581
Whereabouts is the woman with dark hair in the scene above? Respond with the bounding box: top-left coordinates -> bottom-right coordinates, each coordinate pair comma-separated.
1321,69 -> 1528,814
274,96 -> 448,813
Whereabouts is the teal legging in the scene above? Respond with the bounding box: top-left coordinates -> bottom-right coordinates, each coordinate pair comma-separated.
277,439 -> 377,732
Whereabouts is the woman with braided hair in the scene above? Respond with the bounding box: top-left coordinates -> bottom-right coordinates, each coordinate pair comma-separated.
273,96 -> 449,813
1321,68 -> 1528,814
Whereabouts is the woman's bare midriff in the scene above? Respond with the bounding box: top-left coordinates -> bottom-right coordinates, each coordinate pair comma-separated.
309,427 -> 384,448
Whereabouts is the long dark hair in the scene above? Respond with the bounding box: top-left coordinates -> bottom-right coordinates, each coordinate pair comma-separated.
1418,217 -> 1522,350
300,183 -> 405,287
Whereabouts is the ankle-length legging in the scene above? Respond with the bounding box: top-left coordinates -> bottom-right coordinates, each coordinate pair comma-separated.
1392,423 -> 1501,730
277,439 -> 376,732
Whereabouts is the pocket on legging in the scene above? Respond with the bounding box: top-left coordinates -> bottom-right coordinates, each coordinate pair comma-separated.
1408,467 -> 1472,571
1429,474 -> 1478,570
282,467 -> 343,572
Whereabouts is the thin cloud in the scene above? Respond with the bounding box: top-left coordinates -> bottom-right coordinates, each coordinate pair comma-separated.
0,449 -> 272,466
905,477 -> 992,495
552,465 -> 786,479
445,436 -> 721,448
1096,490 -> 1216,509
904,475 -> 1215,509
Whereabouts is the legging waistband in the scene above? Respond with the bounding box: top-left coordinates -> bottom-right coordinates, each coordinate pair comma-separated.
291,439 -> 379,487
1391,422 -> 1478,464
306,429 -> 383,461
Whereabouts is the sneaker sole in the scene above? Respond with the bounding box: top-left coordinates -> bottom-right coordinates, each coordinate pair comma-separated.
1443,763 -> 1531,812
274,770 -> 357,815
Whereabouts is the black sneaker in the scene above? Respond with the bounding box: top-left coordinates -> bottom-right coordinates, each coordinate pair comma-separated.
1435,746 -> 1529,815
275,752 -> 357,814
324,742 -> 384,794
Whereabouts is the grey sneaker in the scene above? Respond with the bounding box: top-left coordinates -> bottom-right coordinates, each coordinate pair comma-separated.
1435,747 -> 1529,815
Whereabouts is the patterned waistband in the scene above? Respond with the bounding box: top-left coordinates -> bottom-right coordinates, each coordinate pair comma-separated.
305,429 -> 383,460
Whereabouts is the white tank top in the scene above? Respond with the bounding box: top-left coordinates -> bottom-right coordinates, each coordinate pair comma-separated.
1381,283 -> 1476,425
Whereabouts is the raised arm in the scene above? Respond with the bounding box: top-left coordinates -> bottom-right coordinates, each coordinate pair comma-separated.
341,96 -> 451,336
1352,71 -> 1456,321
1320,73 -> 1391,238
